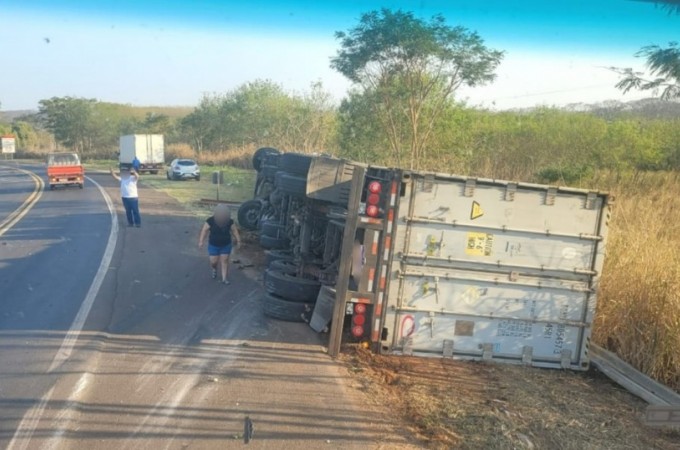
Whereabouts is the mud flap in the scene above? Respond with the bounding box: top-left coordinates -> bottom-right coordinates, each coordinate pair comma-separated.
310,286 -> 336,332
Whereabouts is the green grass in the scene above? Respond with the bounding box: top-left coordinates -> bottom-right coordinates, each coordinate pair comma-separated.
85,159 -> 256,217
140,165 -> 256,217
84,159 -> 118,172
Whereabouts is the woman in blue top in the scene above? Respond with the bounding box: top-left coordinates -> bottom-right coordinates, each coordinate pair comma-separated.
198,204 -> 241,284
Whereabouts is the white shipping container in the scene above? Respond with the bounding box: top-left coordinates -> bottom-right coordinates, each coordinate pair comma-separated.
119,134 -> 164,165
381,173 -> 610,370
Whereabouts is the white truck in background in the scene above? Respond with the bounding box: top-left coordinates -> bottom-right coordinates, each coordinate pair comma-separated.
119,134 -> 165,174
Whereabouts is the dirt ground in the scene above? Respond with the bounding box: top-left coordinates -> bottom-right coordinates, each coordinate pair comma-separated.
339,347 -> 680,450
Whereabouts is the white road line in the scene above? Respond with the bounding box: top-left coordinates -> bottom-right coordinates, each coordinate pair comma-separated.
6,386 -> 56,450
0,167 -> 44,237
48,175 -> 118,372
6,175 -> 118,450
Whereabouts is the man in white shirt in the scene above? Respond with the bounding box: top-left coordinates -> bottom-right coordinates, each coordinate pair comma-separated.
110,167 -> 141,227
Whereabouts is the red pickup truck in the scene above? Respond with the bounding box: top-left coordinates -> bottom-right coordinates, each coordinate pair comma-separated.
47,152 -> 84,190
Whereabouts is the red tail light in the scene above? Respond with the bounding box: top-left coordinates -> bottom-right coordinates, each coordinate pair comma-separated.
368,181 -> 382,194
355,304 -> 367,314
351,325 -> 365,337
366,205 -> 379,217
352,314 -> 366,326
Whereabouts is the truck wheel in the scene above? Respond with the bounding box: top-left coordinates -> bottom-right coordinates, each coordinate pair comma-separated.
49,184 -> 55,191
237,200 -> 262,231
265,250 -> 294,265
264,269 -> 321,303
279,153 -> 312,176
166,172 -> 171,180
262,293 -> 313,322
260,234 -> 290,250
269,259 -> 298,274
150,170 -> 159,175
253,147 -> 281,171
195,175 -> 201,182
275,172 -> 306,196
79,183 -> 84,189
260,221 -> 286,238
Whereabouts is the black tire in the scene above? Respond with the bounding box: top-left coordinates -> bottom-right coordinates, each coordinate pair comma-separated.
49,184 -> 55,191
262,293 -> 313,322
265,250 -> 294,265
261,221 -> 286,238
252,147 -> 281,171
237,200 -> 262,231
279,153 -> 312,175
275,172 -> 306,196
195,175 -> 200,181
269,259 -> 298,274
79,183 -> 84,189
150,170 -> 159,175
166,172 -> 171,180
264,269 -> 321,303
260,234 -> 290,250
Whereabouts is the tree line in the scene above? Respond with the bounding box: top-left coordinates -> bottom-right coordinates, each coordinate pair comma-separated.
1,7 -> 678,186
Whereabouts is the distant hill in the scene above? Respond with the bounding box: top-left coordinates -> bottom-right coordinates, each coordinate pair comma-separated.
562,98 -> 680,120
0,105 -> 194,123
0,110 -> 35,122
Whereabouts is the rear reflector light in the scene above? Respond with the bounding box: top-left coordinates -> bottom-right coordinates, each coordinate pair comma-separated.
366,205 -> 379,217
368,181 -> 382,194
351,325 -> 365,337
367,193 -> 380,205
354,304 -> 367,314
352,314 -> 366,326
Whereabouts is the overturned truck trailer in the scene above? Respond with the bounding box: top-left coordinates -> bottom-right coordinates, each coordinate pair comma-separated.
244,151 -> 611,371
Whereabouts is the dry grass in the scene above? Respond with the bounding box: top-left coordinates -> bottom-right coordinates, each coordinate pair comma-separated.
592,171 -> 680,391
343,347 -> 680,450
166,143 -> 260,169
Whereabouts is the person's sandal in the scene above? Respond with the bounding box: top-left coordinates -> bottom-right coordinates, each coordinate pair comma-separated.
222,279 -> 231,285
211,269 -> 217,279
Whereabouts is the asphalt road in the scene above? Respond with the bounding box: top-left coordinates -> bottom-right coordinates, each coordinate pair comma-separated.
0,164 -> 413,450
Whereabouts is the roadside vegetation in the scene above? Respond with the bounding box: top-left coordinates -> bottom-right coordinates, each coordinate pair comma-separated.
2,7 -> 679,393
343,347 -> 680,449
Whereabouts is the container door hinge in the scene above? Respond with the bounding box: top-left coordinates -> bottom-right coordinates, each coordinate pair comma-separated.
443,339 -> 454,358
546,187 -> 557,206
403,337 -> 413,356
586,191 -> 598,210
560,349 -> 572,368
428,312 -> 435,338
422,174 -> 434,193
522,346 -> 533,365
464,179 -> 476,197
505,183 -> 517,201
481,343 -> 494,360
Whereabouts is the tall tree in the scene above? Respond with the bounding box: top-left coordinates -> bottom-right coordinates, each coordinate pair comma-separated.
614,2 -> 680,99
331,8 -> 503,169
613,43 -> 680,100
38,97 -> 96,154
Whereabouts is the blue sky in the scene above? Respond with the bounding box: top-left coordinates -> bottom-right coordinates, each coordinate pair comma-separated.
1,1 -> 677,110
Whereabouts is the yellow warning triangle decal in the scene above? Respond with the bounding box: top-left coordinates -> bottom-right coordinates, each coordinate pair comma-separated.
470,201 -> 484,220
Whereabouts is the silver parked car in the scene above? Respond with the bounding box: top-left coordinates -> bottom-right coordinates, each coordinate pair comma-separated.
167,159 -> 200,181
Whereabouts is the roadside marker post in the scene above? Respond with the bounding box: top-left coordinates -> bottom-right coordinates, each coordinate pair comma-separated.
212,170 -> 224,201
